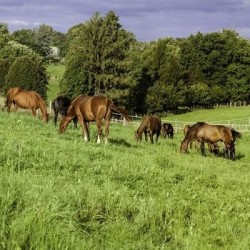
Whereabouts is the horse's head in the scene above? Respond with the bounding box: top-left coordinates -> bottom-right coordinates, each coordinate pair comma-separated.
42,113 -> 49,123
134,131 -> 142,142
180,140 -> 188,153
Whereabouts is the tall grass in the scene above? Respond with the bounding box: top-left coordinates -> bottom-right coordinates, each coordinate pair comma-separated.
0,109 -> 250,249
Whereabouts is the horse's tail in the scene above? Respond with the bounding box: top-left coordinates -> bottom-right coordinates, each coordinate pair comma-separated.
109,103 -> 132,122
231,129 -> 242,140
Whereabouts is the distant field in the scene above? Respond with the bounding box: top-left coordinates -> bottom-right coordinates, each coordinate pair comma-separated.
166,106 -> 250,124
46,63 -> 65,102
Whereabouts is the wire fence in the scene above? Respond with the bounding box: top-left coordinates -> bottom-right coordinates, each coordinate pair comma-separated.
111,113 -> 250,133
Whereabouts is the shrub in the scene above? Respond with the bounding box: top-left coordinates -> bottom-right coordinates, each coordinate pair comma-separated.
5,55 -> 48,99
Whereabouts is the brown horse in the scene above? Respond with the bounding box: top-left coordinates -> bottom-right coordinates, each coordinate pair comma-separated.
5,87 -> 49,122
59,95 -> 131,144
180,122 -> 241,160
183,123 -> 220,154
135,115 -> 161,143
161,122 -> 174,139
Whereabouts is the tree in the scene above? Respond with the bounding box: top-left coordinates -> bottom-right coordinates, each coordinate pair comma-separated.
11,29 -> 38,52
5,56 -> 48,99
0,58 -> 12,92
61,11 -> 136,105
34,24 -> 53,59
0,23 -> 10,49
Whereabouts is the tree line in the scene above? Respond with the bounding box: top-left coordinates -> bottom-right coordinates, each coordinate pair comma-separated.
0,11 -> 250,114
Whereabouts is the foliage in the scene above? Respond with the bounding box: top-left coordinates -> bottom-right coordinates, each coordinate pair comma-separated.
0,41 -> 40,59
5,56 -> 49,99
61,11 -> 136,105
0,58 -> 13,92
0,23 -> 10,49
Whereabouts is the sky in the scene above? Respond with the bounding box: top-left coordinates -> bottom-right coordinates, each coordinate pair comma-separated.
1,0 -> 250,41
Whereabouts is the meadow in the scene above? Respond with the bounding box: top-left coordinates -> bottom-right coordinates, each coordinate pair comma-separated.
0,107 -> 250,249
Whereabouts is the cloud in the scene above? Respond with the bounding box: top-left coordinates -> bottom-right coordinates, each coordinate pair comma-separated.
0,0 -> 249,41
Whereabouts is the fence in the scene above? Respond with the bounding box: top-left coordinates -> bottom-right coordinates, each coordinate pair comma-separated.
111,113 -> 250,133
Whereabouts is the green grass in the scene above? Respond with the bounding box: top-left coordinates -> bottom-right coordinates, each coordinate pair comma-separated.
0,109 -> 250,249
46,63 -> 65,102
166,106 -> 250,124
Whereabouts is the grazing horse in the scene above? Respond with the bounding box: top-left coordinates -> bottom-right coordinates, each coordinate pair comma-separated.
5,87 -> 49,122
52,95 -> 77,127
180,122 -> 241,160
183,123 -> 219,153
135,115 -> 161,143
59,95 -> 132,144
161,122 -> 174,139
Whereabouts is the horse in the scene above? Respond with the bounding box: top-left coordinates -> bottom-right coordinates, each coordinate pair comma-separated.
180,122 -> 241,160
5,87 -> 49,122
135,115 -> 161,144
59,95 -> 132,144
183,123 -> 220,153
52,95 -> 77,127
161,122 -> 174,139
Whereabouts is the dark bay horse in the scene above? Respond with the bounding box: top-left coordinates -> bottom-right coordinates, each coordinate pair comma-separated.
5,87 -> 49,122
52,95 -> 77,127
59,95 -> 132,144
180,122 -> 241,160
161,122 -> 174,139
135,115 -> 161,143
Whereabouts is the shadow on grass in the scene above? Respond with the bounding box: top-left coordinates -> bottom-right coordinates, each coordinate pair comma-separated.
212,152 -> 245,161
109,138 -> 132,147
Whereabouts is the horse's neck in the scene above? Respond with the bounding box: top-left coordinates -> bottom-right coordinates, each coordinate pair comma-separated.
137,121 -> 147,134
36,97 -> 47,116
183,131 -> 195,145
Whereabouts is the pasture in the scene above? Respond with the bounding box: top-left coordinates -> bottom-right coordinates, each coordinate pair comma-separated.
0,108 -> 250,249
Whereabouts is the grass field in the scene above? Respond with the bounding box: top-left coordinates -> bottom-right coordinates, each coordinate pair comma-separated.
46,63 -> 65,102
0,107 -> 250,249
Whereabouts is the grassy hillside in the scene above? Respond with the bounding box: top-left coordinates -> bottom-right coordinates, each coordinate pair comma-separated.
46,63 -> 65,102
166,106 -> 250,124
0,109 -> 250,249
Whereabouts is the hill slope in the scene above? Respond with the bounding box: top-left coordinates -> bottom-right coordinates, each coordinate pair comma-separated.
0,110 -> 250,249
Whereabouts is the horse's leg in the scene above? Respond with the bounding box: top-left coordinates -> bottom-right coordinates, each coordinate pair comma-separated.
96,119 -> 103,144
104,119 -> 110,144
77,114 -> 88,142
7,101 -> 12,113
31,108 -> 36,117
83,121 -> 90,142
73,116 -> 78,128
144,131 -> 148,142
54,110 -> 58,126
223,145 -> 229,159
200,141 -> 206,156
230,146 -> 235,160
150,132 -> 154,144
14,105 -> 18,112
156,132 -> 160,143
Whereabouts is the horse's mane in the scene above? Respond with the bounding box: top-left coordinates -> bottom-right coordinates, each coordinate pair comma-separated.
66,95 -> 86,116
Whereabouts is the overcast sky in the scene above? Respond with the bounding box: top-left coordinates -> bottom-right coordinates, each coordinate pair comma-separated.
1,0 -> 250,41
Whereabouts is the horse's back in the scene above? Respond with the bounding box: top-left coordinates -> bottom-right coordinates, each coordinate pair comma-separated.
147,115 -> 161,132
77,95 -> 109,120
